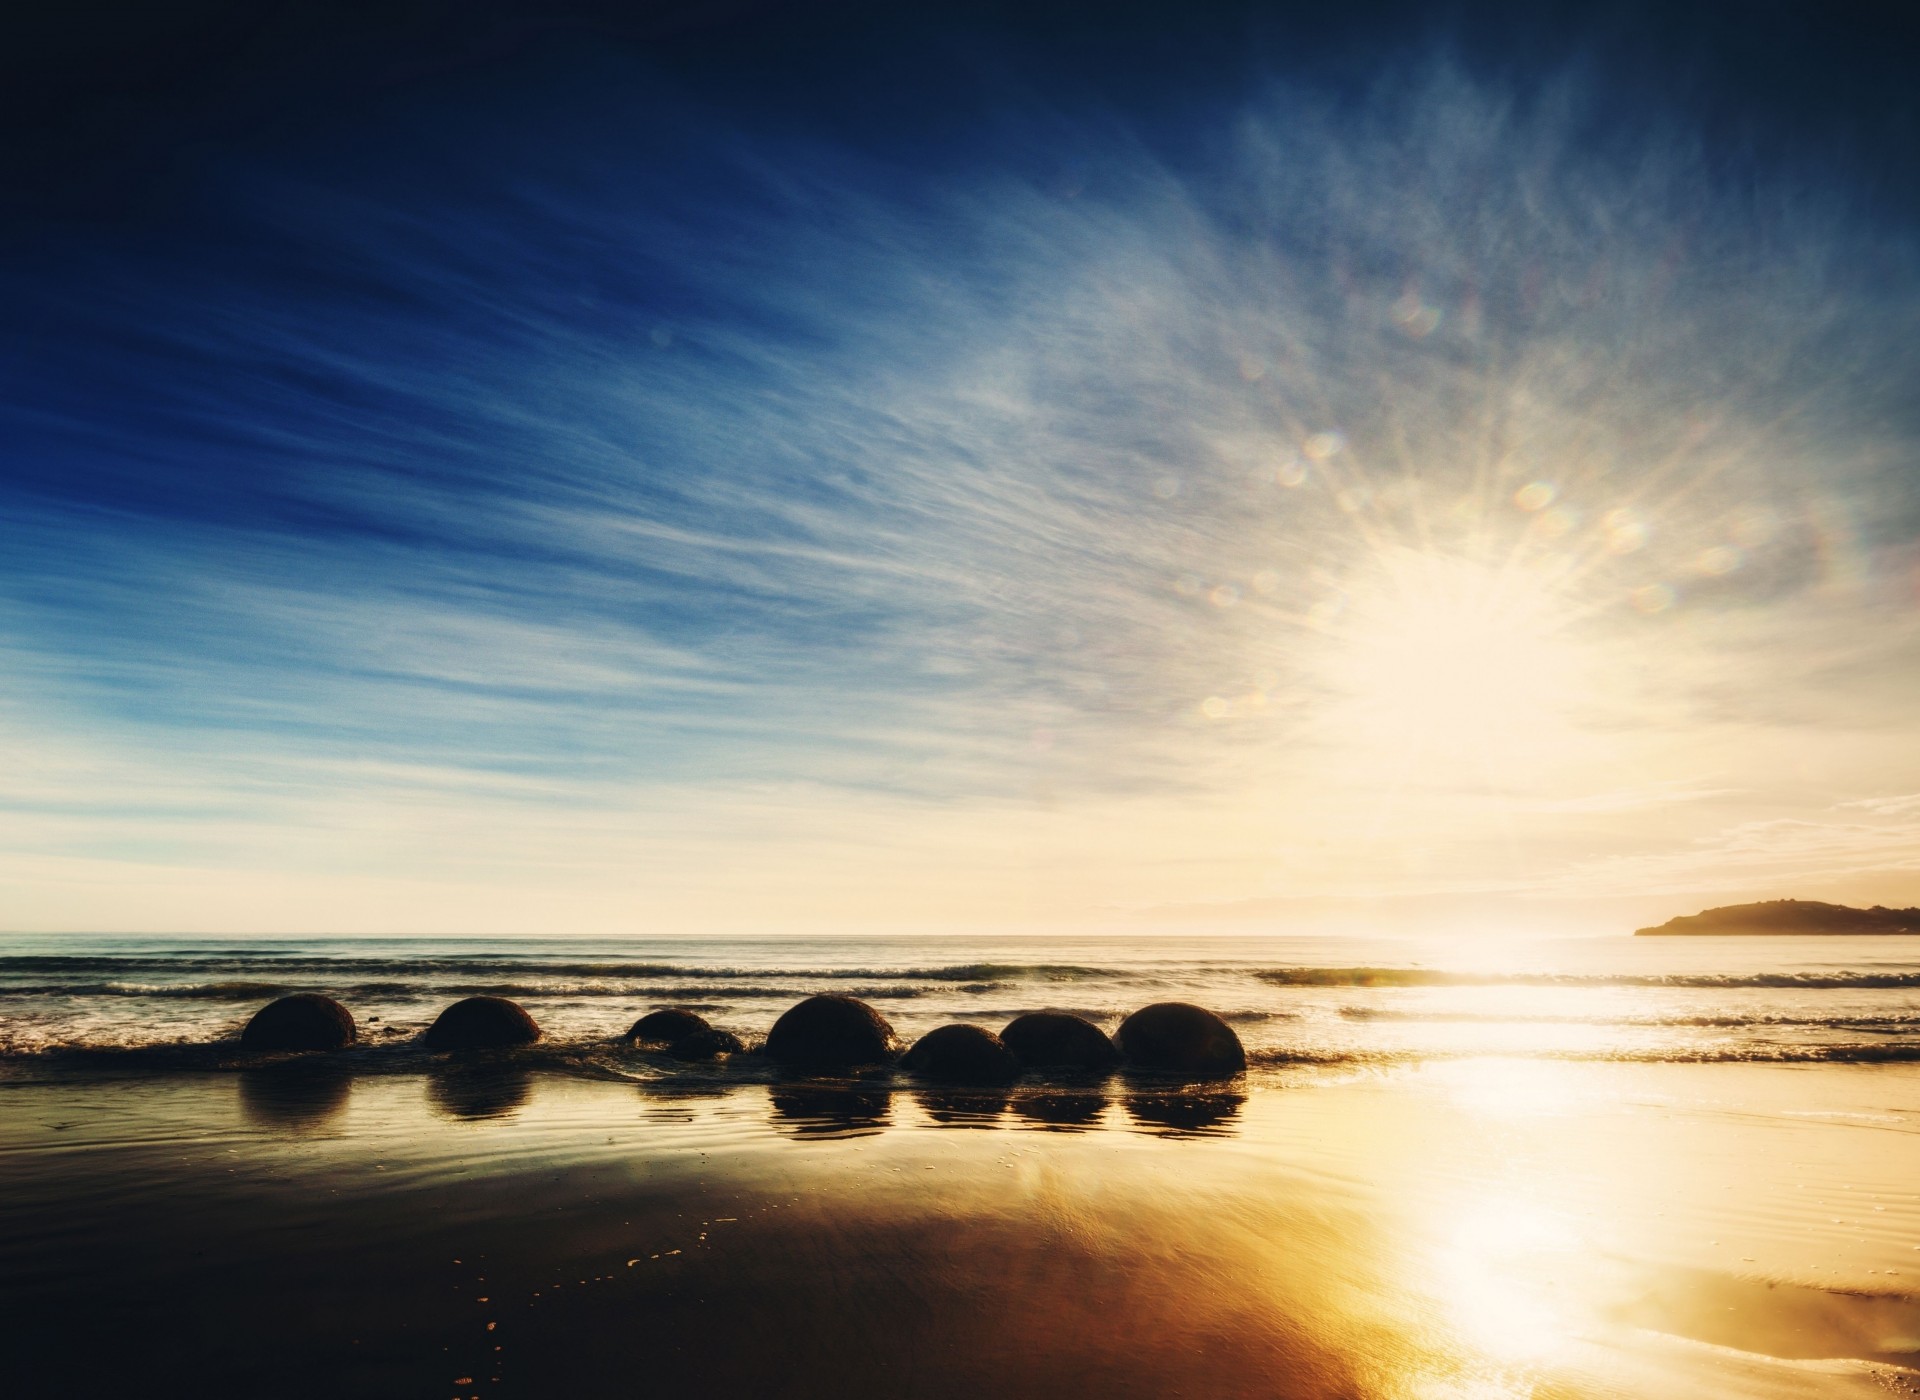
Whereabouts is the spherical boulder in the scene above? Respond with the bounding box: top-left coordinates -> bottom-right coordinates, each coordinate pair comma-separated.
904,1023 -> 1019,1085
1000,1011 -> 1118,1071
665,1028 -> 745,1061
423,995 -> 541,1050
240,993 -> 356,1051
764,994 -> 900,1068
625,1008 -> 711,1044
1116,1002 -> 1246,1078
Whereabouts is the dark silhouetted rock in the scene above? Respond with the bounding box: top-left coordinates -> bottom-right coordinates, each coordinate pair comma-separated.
665,1028 -> 744,1061
1000,1012 -> 1118,1071
626,1008 -> 711,1043
423,995 -> 541,1050
240,993 -> 356,1051
904,1023 -> 1019,1085
764,995 -> 900,1068
1117,1002 -> 1246,1078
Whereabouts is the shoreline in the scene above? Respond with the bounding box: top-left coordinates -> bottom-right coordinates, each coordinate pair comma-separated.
4,1060 -> 1918,1398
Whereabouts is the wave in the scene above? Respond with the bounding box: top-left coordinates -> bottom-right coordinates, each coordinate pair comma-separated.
1259,966 -> 1920,989
11,1037 -> 1920,1073
0,979 -> 948,1002
0,956 -> 1117,984
1247,1043 -> 1920,1066
1336,1007 -> 1920,1031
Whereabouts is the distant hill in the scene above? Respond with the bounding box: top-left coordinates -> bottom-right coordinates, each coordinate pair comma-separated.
1635,899 -> 1920,936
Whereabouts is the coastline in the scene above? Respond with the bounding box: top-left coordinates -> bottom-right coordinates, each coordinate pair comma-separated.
5,1060 -> 1918,1398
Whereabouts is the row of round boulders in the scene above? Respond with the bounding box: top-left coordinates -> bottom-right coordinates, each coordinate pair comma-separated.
237,992 -> 1245,1077
624,1008 -> 744,1061
765,994 -> 901,1069
898,1003 -> 1243,1084
243,993 -> 543,1051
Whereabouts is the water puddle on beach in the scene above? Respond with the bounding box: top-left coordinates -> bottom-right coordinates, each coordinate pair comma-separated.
3,1059 -> 1919,1398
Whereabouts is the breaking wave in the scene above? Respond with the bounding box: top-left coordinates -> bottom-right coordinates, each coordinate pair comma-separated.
1258,967 -> 1920,989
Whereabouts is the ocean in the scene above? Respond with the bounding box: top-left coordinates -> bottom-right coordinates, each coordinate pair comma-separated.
8,930 -> 1920,1397
5,931 -> 1919,1072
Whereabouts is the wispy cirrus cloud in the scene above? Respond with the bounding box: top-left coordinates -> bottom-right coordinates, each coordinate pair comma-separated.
1,56 -> 1917,930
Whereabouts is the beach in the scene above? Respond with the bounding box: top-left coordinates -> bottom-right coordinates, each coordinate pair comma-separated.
5,935 -> 1920,1398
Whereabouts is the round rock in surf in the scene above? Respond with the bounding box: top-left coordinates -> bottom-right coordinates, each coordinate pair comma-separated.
665,1027 -> 745,1061
424,995 -> 542,1050
1116,1002 -> 1245,1079
626,1008 -> 712,1044
764,994 -> 900,1069
999,1012 -> 1118,1072
240,993 -> 357,1052
904,1024 -> 1020,1085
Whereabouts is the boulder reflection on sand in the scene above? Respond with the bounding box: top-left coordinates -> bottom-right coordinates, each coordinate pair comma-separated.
238,1061 -> 352,1132
768,1084 -> 891,1138
1117,1002 -> 1246,1079
1125,1090 -> 1245,1137
240,993 -> 357,1051
428,1063 -> 534,1121
764,994 -> 900,1069
424,995 -> 541,1050
1013,1089 -> 1109,1131
915,1087 -> 1008,1127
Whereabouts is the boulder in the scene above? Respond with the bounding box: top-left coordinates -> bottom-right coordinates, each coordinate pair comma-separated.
764,994 -> 900,1068
1116,1002 -> 1245,1078
240,993 -> 356,1051
665,1028 -> 744,1061
626,1008 -> 711,1043
999,1011 -> 1118,1071
423,995 -> 542,1050
903,1023 -> 1019,1085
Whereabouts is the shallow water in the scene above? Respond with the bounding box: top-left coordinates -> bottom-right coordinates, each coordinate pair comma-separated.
5,931 -> 1920,1069
3,1061 -> 1918,1398
6,934 -> 1920,1396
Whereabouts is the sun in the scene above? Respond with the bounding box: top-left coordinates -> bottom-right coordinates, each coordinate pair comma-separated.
1314,550 -> 1589,782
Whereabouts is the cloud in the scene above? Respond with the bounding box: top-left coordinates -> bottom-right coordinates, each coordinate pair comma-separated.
1,56 -> 1917,926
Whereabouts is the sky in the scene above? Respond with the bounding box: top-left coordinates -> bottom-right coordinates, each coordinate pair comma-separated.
2,1 -> 1918,937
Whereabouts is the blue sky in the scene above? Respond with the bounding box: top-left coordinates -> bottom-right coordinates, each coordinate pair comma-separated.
3,4 -> 1918,934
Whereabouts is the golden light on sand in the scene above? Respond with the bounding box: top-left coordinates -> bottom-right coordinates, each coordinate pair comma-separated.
1316,549 -> 1589,781
1433,1192 -> 1580,1368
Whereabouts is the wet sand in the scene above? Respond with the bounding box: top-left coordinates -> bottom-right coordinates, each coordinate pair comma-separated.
4,1062 -> 1920,1398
